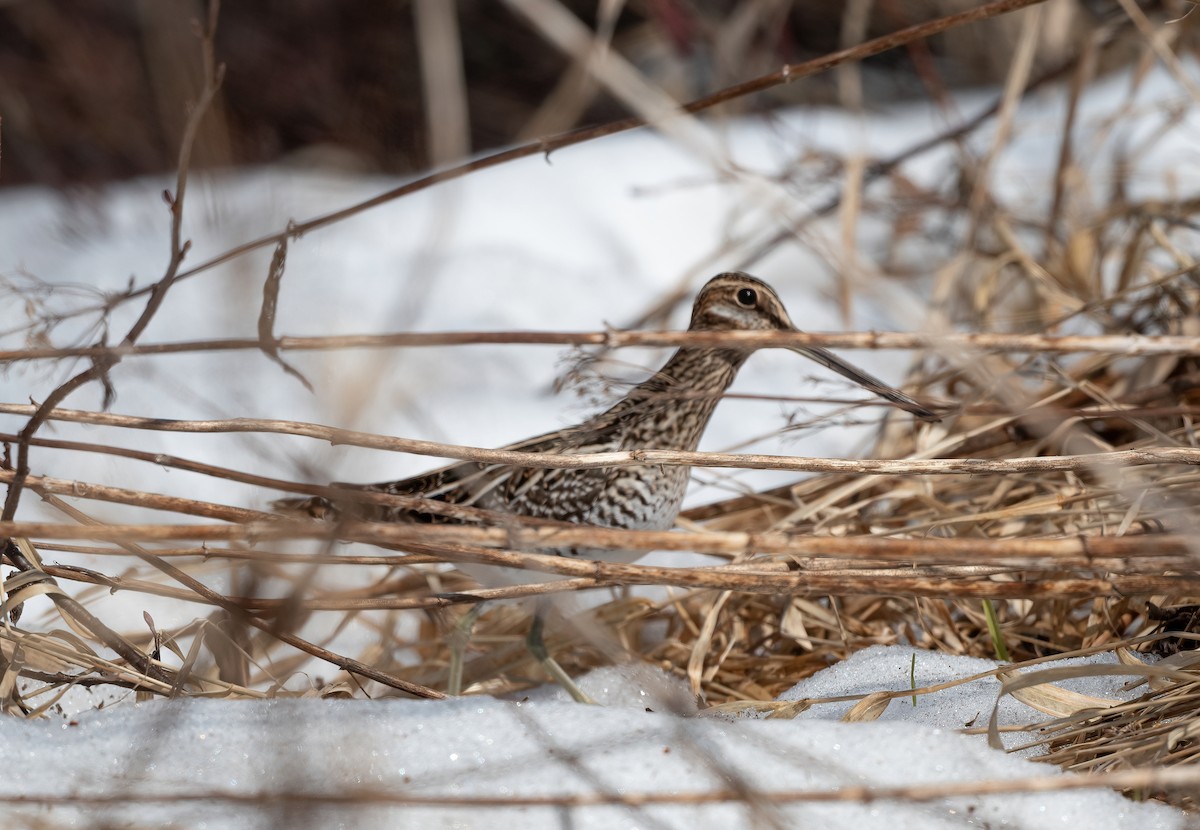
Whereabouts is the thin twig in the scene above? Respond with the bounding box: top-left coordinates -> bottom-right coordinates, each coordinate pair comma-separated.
0,753 -> 1197,808
1,1 -> 224,524
1,516 -> 1190,561
3,411 -> 1200,475
5,328 -> 1200,363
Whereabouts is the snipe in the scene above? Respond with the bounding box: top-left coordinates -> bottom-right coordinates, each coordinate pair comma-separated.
278,272 -> 938,699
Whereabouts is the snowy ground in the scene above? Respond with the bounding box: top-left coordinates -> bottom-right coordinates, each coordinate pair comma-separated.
1,56 -> 1198,828
0,651 -> 1185,829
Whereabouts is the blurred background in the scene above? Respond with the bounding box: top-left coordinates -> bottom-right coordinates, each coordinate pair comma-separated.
0,0 -> 1172,189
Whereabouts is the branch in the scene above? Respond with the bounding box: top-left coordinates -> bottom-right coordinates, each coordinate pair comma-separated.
4,328 -> 1200,364
1,759 -> 1195,807
1,410 -> 1199,475
1,516 -> 1189,561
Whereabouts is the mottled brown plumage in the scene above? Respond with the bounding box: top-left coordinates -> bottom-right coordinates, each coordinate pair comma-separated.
278,272 -> 937,545
278,272 -> 939,701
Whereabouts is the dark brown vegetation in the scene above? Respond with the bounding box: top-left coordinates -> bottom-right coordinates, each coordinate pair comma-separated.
0,0 -> 1158,187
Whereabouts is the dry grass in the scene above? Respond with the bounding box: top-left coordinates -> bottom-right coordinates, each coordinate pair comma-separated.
3,0 -> 1200,815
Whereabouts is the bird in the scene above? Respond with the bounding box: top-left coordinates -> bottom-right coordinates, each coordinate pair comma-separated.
277,271 -> 939,700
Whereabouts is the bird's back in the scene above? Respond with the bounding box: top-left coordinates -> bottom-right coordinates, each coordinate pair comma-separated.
306,389 -> 705,534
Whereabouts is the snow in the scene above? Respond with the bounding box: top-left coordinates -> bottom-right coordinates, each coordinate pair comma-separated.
1,56 -> 1198,828
0,656 -> 1183,829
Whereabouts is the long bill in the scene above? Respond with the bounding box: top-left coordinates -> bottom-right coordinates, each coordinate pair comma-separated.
789,345 -> 940,422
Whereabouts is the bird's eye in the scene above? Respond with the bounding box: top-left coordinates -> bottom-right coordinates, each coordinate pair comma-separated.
736,287 -> 757,307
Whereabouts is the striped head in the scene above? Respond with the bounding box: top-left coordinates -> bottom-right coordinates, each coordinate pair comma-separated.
688,271 -> 940,422
689,272 -> 794,332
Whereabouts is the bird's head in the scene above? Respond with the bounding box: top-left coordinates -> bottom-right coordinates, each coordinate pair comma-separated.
688,271 -> 940,422
690,272 -> 795,332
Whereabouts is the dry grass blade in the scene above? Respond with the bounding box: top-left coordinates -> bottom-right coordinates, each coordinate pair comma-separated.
256,235 -> 313,392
